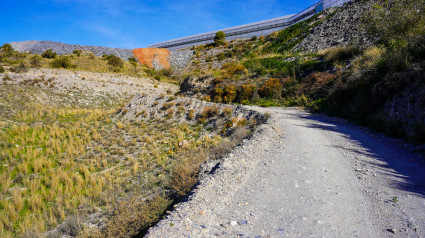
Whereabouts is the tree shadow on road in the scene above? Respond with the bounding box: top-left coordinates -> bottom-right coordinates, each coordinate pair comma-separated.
287,110 -> 425,198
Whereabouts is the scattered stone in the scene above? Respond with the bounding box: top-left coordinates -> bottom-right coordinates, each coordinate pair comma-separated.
238,220 -> 248,225
230,221 -> 238,226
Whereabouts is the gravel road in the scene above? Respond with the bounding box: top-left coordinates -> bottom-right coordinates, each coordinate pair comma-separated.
146,107 -> 425,237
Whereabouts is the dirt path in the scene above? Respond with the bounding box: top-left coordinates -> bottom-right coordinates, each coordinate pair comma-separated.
146,107 -> 425,237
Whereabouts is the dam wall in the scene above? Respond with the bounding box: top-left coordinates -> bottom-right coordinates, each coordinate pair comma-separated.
148,0 -> 352,50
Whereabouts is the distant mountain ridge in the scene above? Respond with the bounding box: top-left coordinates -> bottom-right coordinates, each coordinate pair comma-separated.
10,40 -> 134,60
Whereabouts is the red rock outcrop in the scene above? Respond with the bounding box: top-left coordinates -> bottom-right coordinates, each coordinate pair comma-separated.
132,48 -> 170,69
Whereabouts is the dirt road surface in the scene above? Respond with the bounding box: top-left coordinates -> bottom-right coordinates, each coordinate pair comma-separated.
147,107 -> 425,238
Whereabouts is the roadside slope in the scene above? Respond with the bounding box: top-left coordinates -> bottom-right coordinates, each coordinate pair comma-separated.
146,107 -> 425,237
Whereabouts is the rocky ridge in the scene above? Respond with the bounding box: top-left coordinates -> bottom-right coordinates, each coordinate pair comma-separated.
10,40 -> 134,60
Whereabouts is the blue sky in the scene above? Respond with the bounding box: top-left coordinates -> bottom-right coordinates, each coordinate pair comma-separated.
0,0 -> 318,49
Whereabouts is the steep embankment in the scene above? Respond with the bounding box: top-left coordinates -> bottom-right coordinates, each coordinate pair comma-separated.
293,0 -> 373,52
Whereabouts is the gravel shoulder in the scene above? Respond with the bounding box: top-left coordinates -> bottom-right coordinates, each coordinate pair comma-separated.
146,107 -> 425,237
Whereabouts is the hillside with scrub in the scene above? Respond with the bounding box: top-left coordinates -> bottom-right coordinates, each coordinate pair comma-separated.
0,43 -> 264,237
178,0 -> 425,144
1,0 -> 425,237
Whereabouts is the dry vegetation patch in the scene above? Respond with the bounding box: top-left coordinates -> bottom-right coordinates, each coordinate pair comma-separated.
0,76 -> 264,237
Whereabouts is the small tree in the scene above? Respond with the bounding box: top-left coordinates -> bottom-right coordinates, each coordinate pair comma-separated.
50,56 -> 74,68
0,43 -> 14,56
42,49 -> 57,59
214,31 -> 226,46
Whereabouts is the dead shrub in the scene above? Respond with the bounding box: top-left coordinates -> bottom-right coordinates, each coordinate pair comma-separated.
258,78 -> 282,98
102,195 -> 171,237
210,139 -> 234,159
221,62 -> 247,76
166,108 -> 174,119
187,109 -> 195,120
229,126 -> 249,143
221,107 -> 232,117
198,105 -> 220,122
56,215 -> 84,237
10,63 -> 28,73
299,72 -> 336,99
161,101 -> 175,110
238,84 -> 256,103
170,160 -> 198,195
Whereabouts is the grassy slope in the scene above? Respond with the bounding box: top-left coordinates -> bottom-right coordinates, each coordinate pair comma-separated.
0,49 -> 256,237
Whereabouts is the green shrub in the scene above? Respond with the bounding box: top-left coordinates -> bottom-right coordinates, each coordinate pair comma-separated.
128,56 -> 138,63
264,14 -> 320,54
376,48 -> 411,72
72,49 -> 83,56
42,49 -> 57,59
364,0 -> 425,48
0,65 -> 5,73
0,43 -> 14,56
216,53 -> 226,61
105,55 -> 124,68
244,57 -> 301,78
50,56 -> 74,68
29,55 -> 42,67
214,31 -> 226,46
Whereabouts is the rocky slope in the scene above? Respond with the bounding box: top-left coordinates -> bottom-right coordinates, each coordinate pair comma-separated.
294,0 -> 374,52
119,93 -> 266,130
